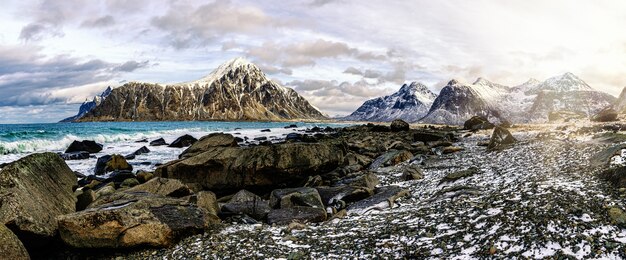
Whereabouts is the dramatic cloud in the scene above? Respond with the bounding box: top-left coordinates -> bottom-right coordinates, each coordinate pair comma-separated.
80,15 -> 115,28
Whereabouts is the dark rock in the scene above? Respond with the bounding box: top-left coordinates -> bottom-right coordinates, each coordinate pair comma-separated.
0,224 -> 29,259
94,154 -> 133,175
336,172 -> 380,190
253,136 -> 268,141
126,146 -> 150,160
120,178 -> 140,188
464,116 -> 495,131
413,131 -> 448,142
220,190 -> 271,220
592,108 -> 619,122
156,141 -> 347,195
65,140 -> 103,154
390,119 -> 410,132
599,166 -> 626,188
401,164 -> 424,181
303,175 -> 323,187
149,138 -> 168,146
76,189 -> 97,211
59,151 -> 90,160
369,150 -> 413,169
267,206 -> 327,225
488,126 -> 517,150
234,137 -> 244,143
57,191 -> 219,248
440,167 -> 480,183
269,188 -> 324,209
608,207 -> 626,227
286,133 -> 303,141
135,139 -> 148,143
103,170 -> 136,188
0,153 -> 77,249
180,133 -> 238,159
347,186 -> 409,214
260,129 -> 271,132
168,134 -> 198,148
316,186 -> 373,206
368,124 -> 390,132
136,170 -> 154,183
284,124 -> 298,129
126,177 -> 191,198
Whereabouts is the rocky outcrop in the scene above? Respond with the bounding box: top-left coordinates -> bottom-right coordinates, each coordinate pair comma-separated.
77,58 -> 325,122
168,134 -> 198,148
591,108 -> 618,122
126,177 -> 192,198
488,126 -> 517,150
0,153 -> 77,249
464,116 -> 495,130
57,192 -> 219,248
390,119 -> 409,132
156,141 -> 347,194
180,133 -> 238,159
65,140 -> 103,154
0,224 -> 29,260
94,155 -> 132,175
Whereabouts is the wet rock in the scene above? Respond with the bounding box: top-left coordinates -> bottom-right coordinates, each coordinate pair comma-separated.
194,191 -> 219,216
156,141 -> 347,195
285,133 -> 303,141
0,224 -> 29,260
440,167 -> 480,183
125,146 -> 150,160
220,190 -> 271,220
65,140 -> 103,154
76,189 -> 97,211
413,131 -> 449,142
269,188 -> 324,209
180,133 -> 238,159
0,153 -> 77,249
57,192 -> 219,248
316,186 -> 373,206
136,170 -> 154,183
336,172 -> 380,190
126,177 -> 192,198
487,126 -> 517,150
253,136 -> 268,141
347,186 -> 409,214
390,119 -> 410,132
369,150 -> 413,169
149,138 -> 168,146
303,175 -> 323,187
59,151 -> 90,160
592,108 -> 618,122
261,129 -> 271,132
95,184 -> 116,198
267,207 -> 327,225
103,170 -> 135,187
94,155 -> 133,175
168,134 -> 198,148
464,116 -> 495,131
284,124 -> 298,129
120,178 -> 140,188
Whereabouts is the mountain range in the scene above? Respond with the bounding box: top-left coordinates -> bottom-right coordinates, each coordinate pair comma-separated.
68,58 -> 325,122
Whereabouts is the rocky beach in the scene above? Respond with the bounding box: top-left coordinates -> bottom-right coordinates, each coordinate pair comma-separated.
0,118 -> 625,259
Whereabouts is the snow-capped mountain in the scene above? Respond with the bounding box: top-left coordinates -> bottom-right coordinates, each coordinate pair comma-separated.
525,72 -> 592,94
614,87 -> 626,113
419,79 -> 509,125
60,86 -> 112,122
76,57 -> 325,122
342,82 -> 437,122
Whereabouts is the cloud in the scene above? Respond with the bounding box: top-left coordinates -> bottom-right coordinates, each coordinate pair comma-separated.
255,63 -> 292,75
19,23 -> 64,42
81,15 -> 115,28
151,0 -> 285,49
0,44 -> 149,106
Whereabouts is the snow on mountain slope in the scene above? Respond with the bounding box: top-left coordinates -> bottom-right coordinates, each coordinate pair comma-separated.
614,87 -> 626,113
526,72 -> 593,94
343,82 -> 437,122
60,86 -> 112,122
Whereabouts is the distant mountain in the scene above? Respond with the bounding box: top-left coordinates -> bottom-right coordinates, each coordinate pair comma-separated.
60,86 -> 112,122
420,79 -> 509,125
614,87 -> 626,113
525,72 -> 593,95
76,58 -> 325,122
343,82 -> 437,122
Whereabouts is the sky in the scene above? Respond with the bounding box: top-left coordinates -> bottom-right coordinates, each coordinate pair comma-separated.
0,0 -> 625,123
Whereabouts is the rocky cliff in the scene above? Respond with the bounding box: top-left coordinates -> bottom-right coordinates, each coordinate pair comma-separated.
77,58 -> 325,122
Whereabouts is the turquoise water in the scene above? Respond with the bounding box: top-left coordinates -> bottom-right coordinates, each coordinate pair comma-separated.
0,121 -> 345,155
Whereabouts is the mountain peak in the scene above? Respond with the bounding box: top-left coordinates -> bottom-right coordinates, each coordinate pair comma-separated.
472,77 -> 490,85
400,82 -> 429,93
188,57 -> 260,86
540,72 -> 592,92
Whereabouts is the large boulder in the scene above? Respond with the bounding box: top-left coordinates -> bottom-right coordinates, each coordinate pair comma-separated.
488,126 -> 517,150
220,190 -> 271,220
592,108 -> 619,122
0,153 -> 77,249
94,155 -> 133,175
464,116 -> 495,131
180,133 -> 238,159
65,140 -> 103,154
149,138 -> 168,146
168,134 -> 198,148
57,192 -> 218,248
390,119 -> 410,132
369,150 -> 413,170
0,224 -> 29,260
269,188 -> 324,209
347,186 -> 409,215
156,141 -> 347,194
126,177 -> 192,198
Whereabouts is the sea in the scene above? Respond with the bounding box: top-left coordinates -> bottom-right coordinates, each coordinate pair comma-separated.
0,121 -> 349,175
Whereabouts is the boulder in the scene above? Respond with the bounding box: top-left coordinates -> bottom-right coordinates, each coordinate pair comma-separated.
120,178 -> 140,188
65,140 -> 103,154
390,119 -> 410,132
149,138 -> 168,146
599,166 -> 626,188
180,133 -> 238,159
369,150 -> 413,170
464,116 -> 495,131
76,189 -> 97,211
269,188 -> 324,209
440,167 -> 480,184
125,146 -> 150,160
413,131 -> 449,142
0,224 -> 29,260
136,170 -> 154,183
592,108 -> 619,122
194,191 -> 219,216
487,126 -> 517,150
0,153 -> 76,249
401,164 -> 424,181
156,141 -> 347,195
316,186 -> 373,206
94,155 -> 133,175
267,207 -> 327,225
58,151 -> 90,160
347,186 -> 409,214
57,192 -> 218,248
220,190 -> 271,220
608,207 -> 626,227
168,134 -> 198,148
126,177 -> 192,198
336,172 -> 380,190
